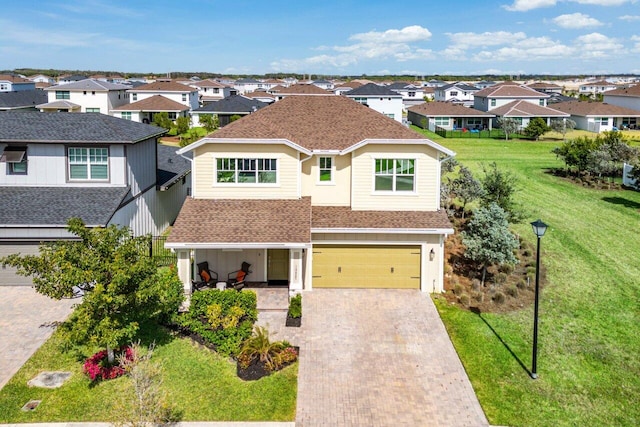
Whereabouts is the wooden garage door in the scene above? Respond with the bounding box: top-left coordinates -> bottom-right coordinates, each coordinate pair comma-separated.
312,245 -> 420,289
0,243 -> 40,286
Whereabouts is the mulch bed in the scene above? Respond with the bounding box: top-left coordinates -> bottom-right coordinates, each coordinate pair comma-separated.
236,346 -> 300,381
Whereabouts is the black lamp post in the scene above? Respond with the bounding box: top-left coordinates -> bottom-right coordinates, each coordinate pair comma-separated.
530,219 -> 548,379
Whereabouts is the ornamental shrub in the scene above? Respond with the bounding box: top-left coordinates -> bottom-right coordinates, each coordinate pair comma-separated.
83,346 -> 134,381
288,293 -> 302,319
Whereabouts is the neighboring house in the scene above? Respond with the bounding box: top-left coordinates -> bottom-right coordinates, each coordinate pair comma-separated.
474,82 -> 551,111
488,100 -> 569,129
165,95 -> 455,304
422,79 -> 447,88
273,83 -> 330,100
27,74 -> 55,85
39,79 -> 130,114
434,82 -> 479,107
387,82 -> 427,109
0,90 -> 47,111
234,78 -> 265,95
422,86 -> 435,101
546,92 -> 576,104
332,81 -> 363,95
527,82 -> 563,94
58,74 -> 88,84
0,112 -> 191,286
603,84 -> 640,114
0,74 -> 36,92
344,83 -> 403,123
579,80 -> 618,96
312,79 -> 334,90
474,80 -> 497,90
407,102 -> 495,131
111,95 -> 191,123
551,101 -> 640,132
189,79 -> 236,104
245,90 -> 276,104
191,95 -> 269,127
128,80 -> 199,112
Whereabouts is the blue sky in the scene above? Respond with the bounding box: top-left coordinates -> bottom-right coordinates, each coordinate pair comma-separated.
1,0 -> 639,76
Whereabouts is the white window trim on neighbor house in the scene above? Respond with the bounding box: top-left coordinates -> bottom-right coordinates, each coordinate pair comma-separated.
121,112 -> 132,120
2,146 -> 28,175
56,91 -> 70,100
86,108 -> 100,113
373,158 -> 416,194
214,157 -> 279,186
68,147 -> 109,181
317,156 -> 335,185
435,117 -> 450,126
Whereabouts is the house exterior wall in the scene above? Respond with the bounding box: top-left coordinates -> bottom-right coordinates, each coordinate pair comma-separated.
350,97 -> 403,122
301,154 -> 351,206
46,90 -> 127,113
474,96 -> 544,111
603,95 -> 640,111
125,138 -> 157,196
132,91 -> 199,110
194,248 -> 266,282
192,143 -> 300,199
350,143 -> 439,211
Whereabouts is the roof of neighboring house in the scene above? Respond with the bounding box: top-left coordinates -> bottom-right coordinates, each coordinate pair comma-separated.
0,111 -> 166,143
475,84 -> 549,98
550,100 -> 640,117
194,95 -> 452,153
129,81 -> 196,92
604,84 -> 640,97
192,79 -> 226,88
245,90 -> 276,101
312,206 -> 453,231
581,80 -> 616,86
387,82 -> 420,90
193,95 -> 269,113
345,83 -> 401,97
0,186 -> 130,227
156,144 -> 191,190
60,75 -> 89,82
268,84 -> 288,93
438,82 -> 479,91
0,90 -> 48,110
166,197 -> 312,245
278,83 -> 330,95
408,102 -> 495,117
112,95 -> 190,112
488,100 -> 569,117
527,82 -> 563,90
0,74 -> 32,84
44,79 -> 130,92
36,100 -> 81,110
235,78 -> 263,84
547,93 -> 577,104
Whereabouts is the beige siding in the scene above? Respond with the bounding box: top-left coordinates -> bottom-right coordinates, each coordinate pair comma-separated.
351,144 -> 440,211
193,143 -> 300,199
301,154 -> 351,206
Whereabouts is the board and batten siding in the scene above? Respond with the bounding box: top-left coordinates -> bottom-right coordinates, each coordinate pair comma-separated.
301,154 -> 351,206
350,144 -> 440,211
125,138 -> 157,196
193,143 -> 300,199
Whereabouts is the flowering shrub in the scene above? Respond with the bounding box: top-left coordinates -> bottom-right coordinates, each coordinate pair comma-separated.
83,346 -> 134,381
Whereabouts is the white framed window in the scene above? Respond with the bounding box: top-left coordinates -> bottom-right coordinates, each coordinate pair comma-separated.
1,146 -> 28,175
374,158 -> 415,192
132,93 -> 137,101
318,156 -> 334,184
490,99 -> 496,107
595,117 -> 609,125
182,94 -> 187,102
385,113 -> 395,119
450,91 -> 458,97
539,99 -> 545,106
435,117 -> 450,126
55,91 -> 70,100
68,147 -> 108,180
121,112 -> 132,120
86,108 -> 100,113
167,112 -> 177,120
408,91 -> 416,97
216,158 -> 277,184
0,83 -> 8,91
353,97 -> 368,105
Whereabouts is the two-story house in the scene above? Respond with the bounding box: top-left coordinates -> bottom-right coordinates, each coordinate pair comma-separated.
188,79 -> 237,104
234,78 -> 265,95
0,74 -> 36,92
39,79 -> 130,113
344,83 -> 404,123
113,80 -> 199,123
434,82 -> 480,107
0,112 -> 191,286
579,80 -> 618,96
387,82 -> 427,109
166,95 -> 454,304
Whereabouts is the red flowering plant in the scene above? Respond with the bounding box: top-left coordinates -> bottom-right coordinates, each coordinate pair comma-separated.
83,346 -> 134,381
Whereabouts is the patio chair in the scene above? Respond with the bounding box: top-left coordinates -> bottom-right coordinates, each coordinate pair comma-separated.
227,261 -> 251,291
192,261 -> 218,291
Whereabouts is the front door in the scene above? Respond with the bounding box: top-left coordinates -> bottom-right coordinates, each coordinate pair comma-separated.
267,249 -> 289,285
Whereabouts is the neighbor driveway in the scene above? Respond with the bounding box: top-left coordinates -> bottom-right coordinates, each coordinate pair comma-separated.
0,286 -> 75,390
295,289 -> 489,426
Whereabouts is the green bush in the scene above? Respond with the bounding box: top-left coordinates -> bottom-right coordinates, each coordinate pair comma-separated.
288,294 -> 302,318
493,291 -> 506,304
238,326 -> 297,372
506,285 -> 518,298
459,293 -> 470,306
499,263 -> 515,275
494,272 -> 508,285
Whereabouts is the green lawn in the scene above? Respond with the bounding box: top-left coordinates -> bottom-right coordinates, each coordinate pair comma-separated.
418,128 -> 640,426
0,323 -> 297,423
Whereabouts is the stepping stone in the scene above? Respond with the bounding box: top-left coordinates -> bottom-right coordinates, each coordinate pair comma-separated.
28,371 -> 72,388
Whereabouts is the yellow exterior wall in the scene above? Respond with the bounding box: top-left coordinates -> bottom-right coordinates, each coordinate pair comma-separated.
351,144 -> 440,211
193,143 -> 300,199
301,154 -> 351,206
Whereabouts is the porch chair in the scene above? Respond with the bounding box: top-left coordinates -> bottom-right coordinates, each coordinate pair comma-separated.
227,261 -> 251,291
192,261 -> 219,291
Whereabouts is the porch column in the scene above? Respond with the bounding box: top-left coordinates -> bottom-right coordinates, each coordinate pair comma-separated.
176,249 -> 192,310
289,249 -> 303,295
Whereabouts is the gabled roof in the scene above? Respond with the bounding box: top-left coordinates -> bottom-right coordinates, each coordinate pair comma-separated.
278,83 -> 330,95
156,144 -> 191,190
313,79 -> 332,84
387,82 -> 420,90
475,84 -> 549,99
438,82 -> 479,91
488,100 -> 569,118
45,79 -> 129,91
604,84 -> 640,98
184,95 -> 453,155
345,83 -> 401,97
35,100 -> 81,109
581,80 -> 616,86
191,79 -> 226,88
245,90 -> 275,100
0,74 -> 32,84
193,95 -> 269,113
0,90 -> 47,110
235,78 -> 263,84
408,102 -> 495,117
129,81 -> 196,92
550,101 -> 640,117
527,82 -> 562,90
112,95 -> 189,112
0,111 -> 166,143
312,206 -> 453,232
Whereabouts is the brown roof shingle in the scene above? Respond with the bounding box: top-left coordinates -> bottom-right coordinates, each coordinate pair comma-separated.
312,206 -> 453,231
489,100 -> 569,117
408,102 -> 494,117
475,84 -> 549,99
278,84 -> 331,95
604,84 -> 640,98
130,81 -> 196,92
551,100 -> 640,116
113,95 -> 189,112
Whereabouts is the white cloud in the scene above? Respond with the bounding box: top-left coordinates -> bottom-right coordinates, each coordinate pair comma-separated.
631,35 -> 640,52
350,25 -> 432,43
552,13 -> 603,28
503,0 -> 556,12
574,32 -> 624,58
446,31 -> 527,48
619,15 -> 640,21
0,19 -> 99,47
572,0 -> 632,5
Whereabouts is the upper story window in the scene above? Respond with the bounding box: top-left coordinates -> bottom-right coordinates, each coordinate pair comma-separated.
385,113 -> 395,119
182,94 -> 187,102
1,146 -> 28,175
68,147 -> 108,180
216,158 -> 277,184
56,91 -> 70,100
374,158 -> 415,192
318,156 -> 334,184
490,99 -> 496,107
132,93 -> 137,101
121,112 -> 132,120
539,99 -> 545,106
408,91 -> 416,97
450,91 -> 458,97
353,97 -> 368,105
0,83 -> 8,91
86,108 -> 100,113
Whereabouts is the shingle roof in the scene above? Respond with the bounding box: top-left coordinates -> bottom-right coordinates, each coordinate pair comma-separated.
193,95 -> 268,113
604,84 -> 640,97
235,78 -> 263,84
35,100 -> 80,109
166,197 -> 312,244
346,83 -> 401,97
0,111 -> 166,143
0,74 -> 32,84
438,82 -> 479,91
488,100 -> 569,117
0,90 -> 47,110
45,79 -> 129,91
209,95 -> 425,151
112,95 -> 189,112
156,144 -> 191,190
0,186 -> 129,227
550,101 -> 640,117
129,81 -> 196,92
312,206 -> 453,231
408,102 -> 495,117
278,84 -> 331,95
527,82 -> 562,90
193,79 -> 226,88
475,84 -> 548,98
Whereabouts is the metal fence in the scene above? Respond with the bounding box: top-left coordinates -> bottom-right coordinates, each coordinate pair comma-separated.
434,126 -> 526,140
149,235 -> 176,267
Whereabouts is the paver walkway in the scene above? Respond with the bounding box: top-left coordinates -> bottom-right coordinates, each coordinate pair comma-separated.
0,286 -> 75,391
295,289 -> 489,426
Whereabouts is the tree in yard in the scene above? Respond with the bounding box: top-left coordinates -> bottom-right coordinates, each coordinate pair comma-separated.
461,203 -> 519,286
229,114 -> 242,123
497,117 -> 520,140
551,135 -> 600,174
523,117 -> 551,141
587,131 -> 639,180
480,162 -> 519,220
175,116 -> 191,135
550,118 -> 576,141
199,114 -> 219,133
0,218 -> 184,363
152,112 -> 173,130
440,158 -> 459,212
451,165 -> 484,219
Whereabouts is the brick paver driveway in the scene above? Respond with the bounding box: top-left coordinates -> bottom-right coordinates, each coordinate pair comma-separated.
295,289 -> 488,426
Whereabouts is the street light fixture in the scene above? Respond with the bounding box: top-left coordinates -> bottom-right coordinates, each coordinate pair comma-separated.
530,219 -> 548,379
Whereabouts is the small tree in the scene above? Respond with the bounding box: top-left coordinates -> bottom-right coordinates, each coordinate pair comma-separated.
552,136 -> 600,174
497,117 -> 520,141
199,114 -> 219,133
230,114 -> 242,123
175,116 -> 191,135
480,162 -> 519,219
152,112 -> 173,130
462,203 -> 519,286
550,118 -> 576,141
452,165 -> 484,219
524,117 -> 551,141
